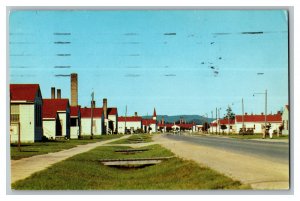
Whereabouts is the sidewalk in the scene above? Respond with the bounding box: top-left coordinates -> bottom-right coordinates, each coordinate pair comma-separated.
10,135 -> 131,184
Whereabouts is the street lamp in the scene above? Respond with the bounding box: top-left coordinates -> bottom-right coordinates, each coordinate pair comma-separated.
253,89 -> 268,139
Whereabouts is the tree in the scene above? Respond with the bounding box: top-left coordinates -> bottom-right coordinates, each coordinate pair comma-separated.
223,106 -> 235,120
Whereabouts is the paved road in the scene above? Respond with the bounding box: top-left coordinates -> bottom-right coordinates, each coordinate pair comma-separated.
164,134 -> 289,163
153,134 -> 289,190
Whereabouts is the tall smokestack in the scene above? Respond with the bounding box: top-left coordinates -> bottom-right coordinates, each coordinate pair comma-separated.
51,87 -> 55,99
103,98 -> 107,119
71,73 -> 78,106
57,89 -> 61,99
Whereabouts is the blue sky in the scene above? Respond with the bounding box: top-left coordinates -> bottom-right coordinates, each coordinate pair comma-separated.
9,10 -> 288,117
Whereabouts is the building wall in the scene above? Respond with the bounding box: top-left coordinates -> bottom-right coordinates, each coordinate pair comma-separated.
118,121 -> 141,134
235,122 -> 281,134
108,114 -> 118,133
282,107 -> 289,135
143,123 -> 157,133
10,104 -> 35,143
81,117 -> 103,135
58,113 -> 67,137
70,126 -> 80,139
217,125 -> 236,134
43,120 -> 56,139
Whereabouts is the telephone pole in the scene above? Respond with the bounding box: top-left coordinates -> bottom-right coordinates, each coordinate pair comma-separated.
242,98 -> 245,135
124,105 -> 127,134
90,91 -> 94,139
253,89 -> 268,138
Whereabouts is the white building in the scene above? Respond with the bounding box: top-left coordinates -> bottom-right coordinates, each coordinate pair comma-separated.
281,105 -> 289,135
142,108 -> 157,133
217,119 -> 236,134
118,116 -> 142,134
70,106 -> 81,139
10,84 -> 43,143
235,113 -> 282,135
107,107 -> 118,134
43,99 -> 70,139
142,119 -> 157,133
80,107 -> 104,136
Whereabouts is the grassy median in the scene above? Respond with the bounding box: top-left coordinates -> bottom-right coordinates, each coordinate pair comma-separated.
12,143 -> 250,190
11,134 -> 123,160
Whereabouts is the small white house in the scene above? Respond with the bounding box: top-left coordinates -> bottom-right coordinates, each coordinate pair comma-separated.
10,84 -> 43,143
281,105 -> 289,135
217,119 -> 236,134
80,107 -> 104,136
42,98 -> 70,139
142,119 -> 157,133
118,116 -> 142,134
70,106 -> 81,139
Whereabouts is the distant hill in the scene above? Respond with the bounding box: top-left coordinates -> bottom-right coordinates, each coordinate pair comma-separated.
142,115 -> 213,125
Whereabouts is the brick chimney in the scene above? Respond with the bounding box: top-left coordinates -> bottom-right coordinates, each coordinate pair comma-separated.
161,116 -> 165,124
103,98 -> 107,119
71,73 -> 78,106
57,89 -> 61,99
134,112 -> 138,117
51,87 -> 55,99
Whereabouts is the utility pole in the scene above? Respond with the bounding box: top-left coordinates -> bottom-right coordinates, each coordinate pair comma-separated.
211,111 -> 213,134
125,105 -> 127,134
90,91 -> 94,139
242,98 -> 245,135
215,108 -> 217,134
218,108 -> 221,134
227,105 -> 230,135
253,90 -> 268,139
265,89 -> 268,139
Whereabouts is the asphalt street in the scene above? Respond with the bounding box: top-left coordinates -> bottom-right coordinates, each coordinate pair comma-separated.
164,134 -> 289,164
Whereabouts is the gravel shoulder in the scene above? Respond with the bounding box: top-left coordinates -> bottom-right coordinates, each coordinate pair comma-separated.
153,134 -> 289,190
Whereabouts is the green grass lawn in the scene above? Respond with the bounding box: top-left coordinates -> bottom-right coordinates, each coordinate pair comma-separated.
224,133 -> 289,140
109,133 -> 153,144
11,134 -> 123,160
12,144 -> 250,190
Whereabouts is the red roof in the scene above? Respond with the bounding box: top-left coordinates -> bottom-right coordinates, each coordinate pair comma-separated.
210,122 -> 217,127
10,84 -> 41,102
218,119 -> 235,125
235,114 -> 282,123
43,99 -> 69,119
177,123 -> 195,129
80,107 -> 103,118
108,107 -> 117,115
157,123 -> 194,129
118,116 -> 142,122
70,106 -> 81,117
142,119 -> 156,126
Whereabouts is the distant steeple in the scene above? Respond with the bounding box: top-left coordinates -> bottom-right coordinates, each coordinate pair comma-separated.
153,108 -> 157,120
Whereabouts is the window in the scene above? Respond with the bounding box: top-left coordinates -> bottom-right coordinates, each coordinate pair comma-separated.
70,118 -> 77,126
10,105 -> 20,122
286,120 -> 289,130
